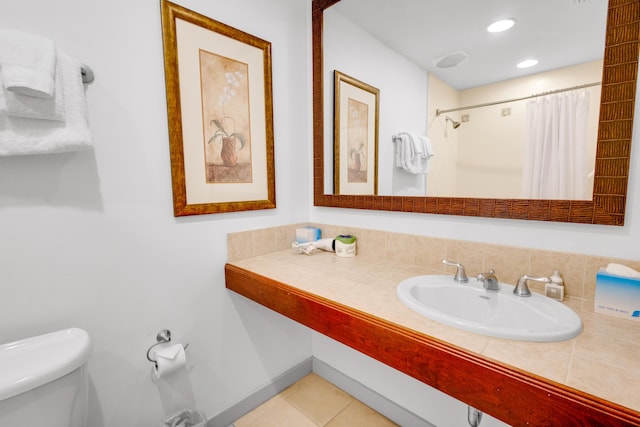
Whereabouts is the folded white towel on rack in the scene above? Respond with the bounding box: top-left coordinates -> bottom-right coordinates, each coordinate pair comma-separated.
394,132 -> 432,175
411,134 -> 433,160
0,52 -> 92,156
0,29 -> 57,98
412,134 -> 426,157
1,49 -> 65,121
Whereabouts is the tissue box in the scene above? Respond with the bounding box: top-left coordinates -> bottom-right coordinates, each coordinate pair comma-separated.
296,227 -> 321,243
594,270 -> 640,322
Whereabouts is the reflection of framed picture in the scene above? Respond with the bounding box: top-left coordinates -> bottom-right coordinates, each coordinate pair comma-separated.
161,0 -> 275,216
334,71 -> 379,195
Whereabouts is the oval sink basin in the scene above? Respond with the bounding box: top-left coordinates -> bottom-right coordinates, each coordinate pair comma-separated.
397,275 -> 582,342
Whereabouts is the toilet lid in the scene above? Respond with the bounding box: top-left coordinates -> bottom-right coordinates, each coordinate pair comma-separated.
0,328 -> 91,401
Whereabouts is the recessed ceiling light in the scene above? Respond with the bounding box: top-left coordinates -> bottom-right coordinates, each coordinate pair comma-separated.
433,51 -> 469,69
517,59 -> 539,69
487,18 -> 516,33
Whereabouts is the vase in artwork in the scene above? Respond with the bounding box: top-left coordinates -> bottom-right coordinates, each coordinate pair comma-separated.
221,136 -> 238,167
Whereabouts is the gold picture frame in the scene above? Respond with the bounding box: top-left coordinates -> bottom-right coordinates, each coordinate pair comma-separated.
161,0 -> 276,216
333,71 -> 379,195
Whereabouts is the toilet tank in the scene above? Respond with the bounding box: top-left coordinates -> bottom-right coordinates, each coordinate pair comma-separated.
0,328 -> 92,427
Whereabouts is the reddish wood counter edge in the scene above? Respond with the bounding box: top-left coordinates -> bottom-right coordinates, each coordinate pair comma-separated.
225,263 -> 640,426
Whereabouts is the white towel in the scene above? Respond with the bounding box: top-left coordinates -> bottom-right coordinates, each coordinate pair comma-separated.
0,52 -> 92,156
0,49 -> 65,121
412,134 -> 425,156
394,134 -> 405,168
394,132 -> 433,174
419,135 -> 433,159
0,29 -> 57,98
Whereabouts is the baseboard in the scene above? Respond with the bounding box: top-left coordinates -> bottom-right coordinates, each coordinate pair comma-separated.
312,358 -> 435,427
207,357 -> 313,427
208,356 -> 433,427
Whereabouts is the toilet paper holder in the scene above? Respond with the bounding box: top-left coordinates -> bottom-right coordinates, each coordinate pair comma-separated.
146,329 -> 189,368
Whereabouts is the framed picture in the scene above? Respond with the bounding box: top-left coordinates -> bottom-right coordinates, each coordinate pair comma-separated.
161,0 -> 275,216
334,71 -> 379,195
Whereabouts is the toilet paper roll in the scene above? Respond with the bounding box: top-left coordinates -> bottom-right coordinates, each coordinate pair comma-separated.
153,343 -> 186,379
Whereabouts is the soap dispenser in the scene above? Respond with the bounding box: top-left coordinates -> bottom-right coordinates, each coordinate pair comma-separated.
545,270 -> 565,301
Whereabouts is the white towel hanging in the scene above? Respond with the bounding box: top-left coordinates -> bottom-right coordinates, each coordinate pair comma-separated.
0,29 -> 57,98
394,132 -> 433,174
1,49 -> 65,121
0,51 -> 92,156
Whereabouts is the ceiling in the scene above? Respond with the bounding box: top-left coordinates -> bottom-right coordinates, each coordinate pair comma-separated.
332,0 -> 608,90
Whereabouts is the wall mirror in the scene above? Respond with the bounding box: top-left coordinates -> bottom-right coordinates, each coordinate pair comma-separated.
312,0 -> 639,225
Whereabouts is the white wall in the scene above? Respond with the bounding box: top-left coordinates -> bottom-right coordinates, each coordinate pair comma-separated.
3,1 -> 640,426
0,0 -> 313,425
324,8 -> 428,196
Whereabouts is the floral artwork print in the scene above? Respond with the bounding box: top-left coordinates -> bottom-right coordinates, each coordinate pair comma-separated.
199,49 -> 252,183
347,98 -> 368,183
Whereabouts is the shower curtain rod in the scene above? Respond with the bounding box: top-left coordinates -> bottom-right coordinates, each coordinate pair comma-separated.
435,81 -> 601,116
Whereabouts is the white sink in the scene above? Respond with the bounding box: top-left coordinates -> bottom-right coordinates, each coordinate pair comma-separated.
397,275 -> 582,342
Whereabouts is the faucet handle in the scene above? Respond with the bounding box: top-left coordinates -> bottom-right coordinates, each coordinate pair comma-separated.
477,270 -> 500,291
477,269 -> 497,281
514,275 -> 551,297
442,259 -> 468,283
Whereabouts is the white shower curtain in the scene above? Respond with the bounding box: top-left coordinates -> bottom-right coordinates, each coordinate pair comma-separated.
522,90 -> 590,199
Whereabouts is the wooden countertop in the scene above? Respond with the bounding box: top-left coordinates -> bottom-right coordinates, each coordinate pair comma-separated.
225,250 -> 640,426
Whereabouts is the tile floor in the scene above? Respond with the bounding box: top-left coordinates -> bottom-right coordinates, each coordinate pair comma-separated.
233,373 -> 399,427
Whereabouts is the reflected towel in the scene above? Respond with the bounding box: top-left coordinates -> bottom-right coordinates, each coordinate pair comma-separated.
0,52 -> 92,156
0,29 -> 56,98
412,134 -> 426,157
394,132 -> 432,174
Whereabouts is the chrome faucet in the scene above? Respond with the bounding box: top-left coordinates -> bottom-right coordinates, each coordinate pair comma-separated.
477,270 -> 500,291
442,259 -> 468,283
513,275 -> 551,297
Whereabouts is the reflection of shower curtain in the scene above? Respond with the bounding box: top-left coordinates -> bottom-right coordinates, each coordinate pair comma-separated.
523,90 -> 589,199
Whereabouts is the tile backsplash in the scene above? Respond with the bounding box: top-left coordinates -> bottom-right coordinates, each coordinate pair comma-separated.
227,223 -> 640,309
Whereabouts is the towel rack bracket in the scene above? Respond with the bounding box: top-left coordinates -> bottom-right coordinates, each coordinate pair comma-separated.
80,64 -> 94,84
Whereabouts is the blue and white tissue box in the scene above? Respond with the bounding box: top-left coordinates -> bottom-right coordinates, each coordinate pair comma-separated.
295,227 -> 321,243
594,270 -> 640,322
